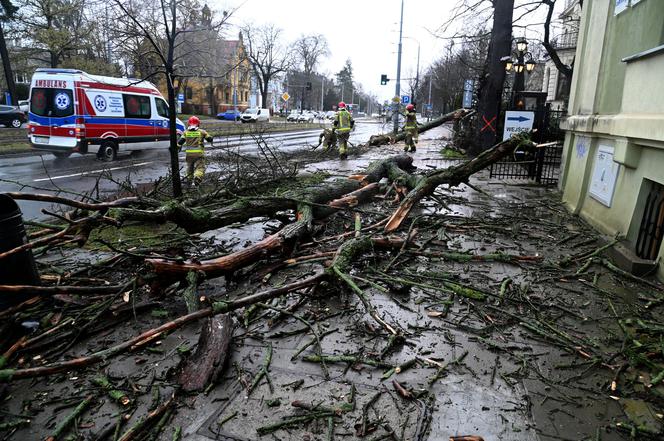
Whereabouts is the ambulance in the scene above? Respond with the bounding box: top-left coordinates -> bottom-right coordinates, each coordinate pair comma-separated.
27,68 -> 185,161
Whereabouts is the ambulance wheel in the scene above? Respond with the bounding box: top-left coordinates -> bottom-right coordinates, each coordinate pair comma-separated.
98,141 -> 118,162
10,118 -> 22,128
53,152 -> 71,160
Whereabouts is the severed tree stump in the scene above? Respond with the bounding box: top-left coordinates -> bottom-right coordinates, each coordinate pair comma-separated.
178,314 -> 233,392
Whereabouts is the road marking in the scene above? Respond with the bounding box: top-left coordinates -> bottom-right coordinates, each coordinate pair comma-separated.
33,161 -> 154,182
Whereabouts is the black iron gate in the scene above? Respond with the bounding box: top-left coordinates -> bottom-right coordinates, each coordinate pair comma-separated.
489,108 -> 566,185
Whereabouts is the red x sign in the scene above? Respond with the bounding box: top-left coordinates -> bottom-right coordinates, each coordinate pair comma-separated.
480,115 -> 497,133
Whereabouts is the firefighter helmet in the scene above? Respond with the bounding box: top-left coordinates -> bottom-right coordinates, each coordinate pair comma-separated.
188,116 -> 200,128
406,104 -> 415,111
338,102 -> 346,109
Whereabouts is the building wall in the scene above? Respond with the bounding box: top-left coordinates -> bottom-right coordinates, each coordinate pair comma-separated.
560,0 -> 664,279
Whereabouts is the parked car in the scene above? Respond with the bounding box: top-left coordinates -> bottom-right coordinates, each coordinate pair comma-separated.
0,105 -> 26,128
297,111 -> 315,123
217,109 -> 242,121
241,108 -> 270,123
18,100 -> 29,113
286,111 -> 300,122
325,111 -> 336,120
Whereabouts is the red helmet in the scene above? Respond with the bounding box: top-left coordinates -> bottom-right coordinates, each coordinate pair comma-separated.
338,102 -> 346,109
188,116 -> 200,127
406,104 -> 415,111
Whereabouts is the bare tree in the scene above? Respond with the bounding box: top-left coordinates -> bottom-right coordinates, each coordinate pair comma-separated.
294,34 -> 329,76
293,34 -> 328,109
541,0 -> 573,80
242,23 -> 293,108
110,0 -> 232,197
0,0 -> 17,104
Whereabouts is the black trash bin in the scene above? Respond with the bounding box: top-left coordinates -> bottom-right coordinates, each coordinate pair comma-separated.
0,194 -> 40,310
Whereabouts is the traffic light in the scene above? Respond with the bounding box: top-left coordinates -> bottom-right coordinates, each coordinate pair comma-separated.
306,82 -> 312,91
380,74 -> 389,85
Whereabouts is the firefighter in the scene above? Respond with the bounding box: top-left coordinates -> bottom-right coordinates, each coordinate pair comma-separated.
178,116 -> 213,186
316,127 -> 337,151
403,103 -> 418,153
333,102 -> 354,160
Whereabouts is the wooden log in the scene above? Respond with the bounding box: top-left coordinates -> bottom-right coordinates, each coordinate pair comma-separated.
118,156 -> 416,234
4,193 -> 142,211
0,284 -> 124,296
147,156 -> 415,279
178,314 -> 233,392
384,136 -> 533,232
367,109 -> 470,147
0,273 -> 324,382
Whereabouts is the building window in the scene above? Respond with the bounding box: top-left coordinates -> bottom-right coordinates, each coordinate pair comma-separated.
186,87 -> 193,99
225,91 -> 230,102
636,180 -> 664,261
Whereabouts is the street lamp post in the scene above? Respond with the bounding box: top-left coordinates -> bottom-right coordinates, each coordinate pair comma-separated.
503,37 -> 536,109
393,0 -> 404,133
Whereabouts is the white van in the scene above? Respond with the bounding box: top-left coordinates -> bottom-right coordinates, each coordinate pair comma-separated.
27,68 -> 184,161
240,108 -> 270,123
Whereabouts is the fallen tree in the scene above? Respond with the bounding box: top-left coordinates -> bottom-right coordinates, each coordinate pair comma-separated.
385,135 -> 539,232
146,136 -> 533,280
367,109 -> 472,147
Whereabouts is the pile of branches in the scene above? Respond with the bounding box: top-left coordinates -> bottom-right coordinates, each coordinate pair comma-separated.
3,122 -> 661,439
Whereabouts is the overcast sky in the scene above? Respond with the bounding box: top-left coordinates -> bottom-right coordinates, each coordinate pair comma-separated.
223,0 -> 457,102
223,0 -> 557,103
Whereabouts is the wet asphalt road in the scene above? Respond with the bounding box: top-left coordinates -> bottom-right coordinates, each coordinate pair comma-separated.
0,121 -> 387,220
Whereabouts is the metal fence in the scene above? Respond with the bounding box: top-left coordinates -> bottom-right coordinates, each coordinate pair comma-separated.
489,108 -> 566,185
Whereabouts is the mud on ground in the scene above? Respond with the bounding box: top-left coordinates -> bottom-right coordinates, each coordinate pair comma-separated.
1,127 -> 663,441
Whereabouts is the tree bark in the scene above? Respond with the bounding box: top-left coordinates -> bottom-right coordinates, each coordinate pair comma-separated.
472,0 -> 514,154
367,109 -> 469,147
542,0 -> 573,80
178,314 -> 233,392
385,136 -> 532,232
0,23 -> 17,105
146,156 -> 415,278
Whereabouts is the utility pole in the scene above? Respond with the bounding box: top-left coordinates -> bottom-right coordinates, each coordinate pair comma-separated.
414,43 -> 420,106
320,77 -> 324,110
427,75 -> 432,120
393,0 -> 404,133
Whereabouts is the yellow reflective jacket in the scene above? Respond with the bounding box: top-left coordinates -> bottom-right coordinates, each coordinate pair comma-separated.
405,111 -> 417,129
178,128 -> 212,154
334,109 -> 354,132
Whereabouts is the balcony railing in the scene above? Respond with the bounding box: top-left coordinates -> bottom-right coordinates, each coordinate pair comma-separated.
551,31 -> 578,50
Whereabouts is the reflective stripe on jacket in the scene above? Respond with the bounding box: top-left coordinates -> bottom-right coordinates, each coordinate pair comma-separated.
335,110 -> 353,132
405,111 -> 417,129
180,128 -> 210,154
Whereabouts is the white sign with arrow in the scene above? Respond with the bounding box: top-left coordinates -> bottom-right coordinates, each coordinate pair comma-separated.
502,111 -> 535,141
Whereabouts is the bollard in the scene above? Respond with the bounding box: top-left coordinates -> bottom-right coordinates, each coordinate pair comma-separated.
0,194 -> 40,310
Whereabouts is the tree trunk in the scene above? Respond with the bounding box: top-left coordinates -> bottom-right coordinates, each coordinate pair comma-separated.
178,314 -> 233,392
261,74 -> 269,109
542,0 -> 573,81
146,156 -> 416,279
0,23 -> 17,105
368,109 -> 469,147
472,0 -> 514,155
166,68 -> 183,198
385,136 -> 531,232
